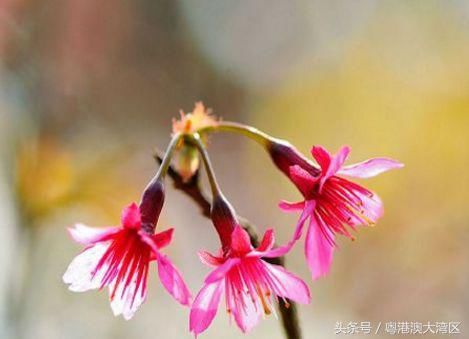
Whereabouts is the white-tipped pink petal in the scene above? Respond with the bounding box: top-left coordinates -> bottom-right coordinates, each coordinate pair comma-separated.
263,262 -> 311,304
68,224 -> 118,245
278,200 -> 305,213
338,158 -> 404,178
156,252 -> 191,306
63,242 -> 110,292
360,192 -> 384,224
109,276 -> 147,320
231,293 -> 262,333
190,280 -> 224,335
305,216 -> 335,280
204,258 -> 240,284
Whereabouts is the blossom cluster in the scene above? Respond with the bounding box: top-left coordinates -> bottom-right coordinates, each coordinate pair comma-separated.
63,103 -> 403,337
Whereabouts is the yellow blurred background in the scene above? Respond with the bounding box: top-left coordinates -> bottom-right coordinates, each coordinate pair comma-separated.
0,1 -> 467,338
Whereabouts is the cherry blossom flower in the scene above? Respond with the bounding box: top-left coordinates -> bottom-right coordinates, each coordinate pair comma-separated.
275,145 -> 403,279
190,226 -> 310,336
63,190 -> 191,319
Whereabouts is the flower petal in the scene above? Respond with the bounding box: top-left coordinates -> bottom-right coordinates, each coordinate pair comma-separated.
189,280 -> 224,335
152,228 -> 174,249
311,146 -> 332,172
320,146 -> 350,190
278,200 -> 305,213
205,258 -> 240,284
338,158 -> 404,178
197,250 -> 224,267
109,275 -> 147,320
231,291 -> 262,333
305,215 -> 335,280
156,252 -> 191,306
261,200 -> 316,259
256,229 -> 275,252
359,192 -> 384,224
288,165 -> 317,194
121,203 -> 141,229
263,262 -> 311,304
255,244 -> 291,258
329,146 -> 351,175
68,223 -> 118,245
250,229 -> 291,258
231,226 -> 252,254
292,200 -> 316,242
63,242 -> 110,292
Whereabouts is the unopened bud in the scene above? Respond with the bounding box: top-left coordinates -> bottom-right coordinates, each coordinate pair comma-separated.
176,144 -> 200,183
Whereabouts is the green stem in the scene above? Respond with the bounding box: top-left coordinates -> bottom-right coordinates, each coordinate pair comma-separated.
198,121 -> 273,147
187,133 -> 222,198
153,133 -> 182,181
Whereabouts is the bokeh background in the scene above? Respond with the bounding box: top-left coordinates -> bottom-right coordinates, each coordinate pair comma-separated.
0,1 -> 468,338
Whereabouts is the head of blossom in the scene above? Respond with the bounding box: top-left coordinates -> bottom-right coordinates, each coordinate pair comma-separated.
189,225 -> 310,336
276,144 -> 403,280
172,102 -> 219,182
172,102 -> 218,135
63,186 -> 191,319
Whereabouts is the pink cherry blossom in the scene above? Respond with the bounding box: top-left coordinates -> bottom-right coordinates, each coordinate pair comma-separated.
63,202 -> 191,319
190,226 -> 310,336
278,145 -> 403,280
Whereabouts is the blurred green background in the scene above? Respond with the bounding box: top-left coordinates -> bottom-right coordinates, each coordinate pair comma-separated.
0,1 -> 467,338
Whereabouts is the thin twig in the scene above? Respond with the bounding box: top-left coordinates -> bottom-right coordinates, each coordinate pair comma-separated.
154,151 -> 302,339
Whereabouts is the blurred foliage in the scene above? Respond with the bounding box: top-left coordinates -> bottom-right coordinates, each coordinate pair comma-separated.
14,136 -> 138,227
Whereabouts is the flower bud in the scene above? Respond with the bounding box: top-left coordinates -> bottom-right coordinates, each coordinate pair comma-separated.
175,144 -> 200,183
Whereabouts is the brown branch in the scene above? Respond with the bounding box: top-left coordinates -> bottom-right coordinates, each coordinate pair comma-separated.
155,152 -> 302,339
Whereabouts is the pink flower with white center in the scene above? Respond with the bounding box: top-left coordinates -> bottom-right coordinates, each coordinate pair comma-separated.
63,180 -> 191,319
275,145 -> 403,280
189,226 -> 310,336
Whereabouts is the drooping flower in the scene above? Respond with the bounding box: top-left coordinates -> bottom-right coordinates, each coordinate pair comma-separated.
189,226 -> 310,336
172,102 -> 219,182
63,179 -> 191,319
272,144 -> 403,280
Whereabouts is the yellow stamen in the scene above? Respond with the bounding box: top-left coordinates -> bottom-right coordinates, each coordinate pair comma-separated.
256,286 -> 271,315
